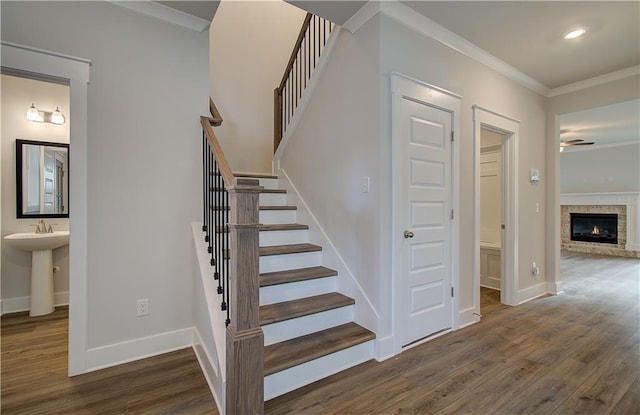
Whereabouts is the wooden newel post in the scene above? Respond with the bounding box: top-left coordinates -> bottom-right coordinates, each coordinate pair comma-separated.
226,178 -> 264,415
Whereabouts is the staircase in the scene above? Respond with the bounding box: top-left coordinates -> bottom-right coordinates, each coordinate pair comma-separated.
231,173 -> 375,400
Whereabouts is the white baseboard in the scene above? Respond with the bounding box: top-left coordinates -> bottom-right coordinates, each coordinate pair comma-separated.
85,327 -> 193,372
547,280 -> 563,295
1,291 -> 69,315
517,281 -> 549,304
457,306 -> 480,329
374,335 -> 395,361
193,328 -> 225,414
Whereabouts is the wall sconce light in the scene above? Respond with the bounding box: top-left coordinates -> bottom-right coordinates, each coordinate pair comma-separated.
26,103 -> 66,125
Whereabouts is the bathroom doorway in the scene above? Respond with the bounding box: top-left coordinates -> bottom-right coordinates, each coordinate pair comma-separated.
479,127 -> 504,312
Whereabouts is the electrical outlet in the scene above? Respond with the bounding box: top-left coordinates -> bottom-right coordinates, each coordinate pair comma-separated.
136,299 -> 149,316
532,262 -> 540,276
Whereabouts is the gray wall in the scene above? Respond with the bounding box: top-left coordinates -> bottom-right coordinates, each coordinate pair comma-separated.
560,143 -> 640,193
1,1 -> 208,351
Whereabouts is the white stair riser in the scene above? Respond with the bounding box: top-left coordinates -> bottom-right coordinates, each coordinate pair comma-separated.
260,276 -> 337,306
259,193 -> 287,205
259,210 -> 297,224
260,229 -> 308,246
264,340 -> 374,400
262,305 -> 353,346
257,178 -> 279,188
259,251 -> 321,273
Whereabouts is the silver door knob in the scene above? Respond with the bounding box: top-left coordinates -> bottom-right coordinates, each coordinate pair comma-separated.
404,230 -> 414,239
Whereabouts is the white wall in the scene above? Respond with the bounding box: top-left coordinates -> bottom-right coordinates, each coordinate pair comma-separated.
1,74 -> 70,312
280,10 -> 549,346
560,143 -> 640,193
209,0 -> 306,173
2,1 -> 208,360
279,17 -> 382,333
379,14 -> 547,324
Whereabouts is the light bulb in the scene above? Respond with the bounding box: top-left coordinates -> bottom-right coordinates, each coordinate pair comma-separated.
564,27 -> 587,40
26,104 -> 42,122
51,107 -> 65,125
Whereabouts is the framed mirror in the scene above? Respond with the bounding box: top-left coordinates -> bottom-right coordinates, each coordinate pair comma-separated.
16,139 -> 69,218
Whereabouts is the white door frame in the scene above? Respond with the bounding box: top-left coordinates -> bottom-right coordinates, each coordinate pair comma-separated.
472,105 -> 519,310
391,73 -> 461,354
2,42 -> 91,375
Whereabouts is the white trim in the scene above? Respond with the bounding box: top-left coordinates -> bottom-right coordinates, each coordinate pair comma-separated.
547,281 -> 563,295
2,42 -> 90,376
390,73 -> 461,354
472,105 -> 520,310
0,291 -> 69,315
457,306 -> 478,329
517,281 -> 548,304
192,329 -> 225,414
343,0 -> 381,33
85,328 -> 194,372
273,27 -> 341,168
548,66 -> 640,97
381,2 -> 549,96
374,335 -> 395,362
108,1 -> 211,32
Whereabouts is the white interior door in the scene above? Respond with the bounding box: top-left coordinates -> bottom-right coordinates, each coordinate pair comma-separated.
43,149 -> 56,214
399,97 -> 453,346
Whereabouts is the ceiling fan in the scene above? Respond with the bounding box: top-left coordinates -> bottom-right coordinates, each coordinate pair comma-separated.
560,138 -> 595,152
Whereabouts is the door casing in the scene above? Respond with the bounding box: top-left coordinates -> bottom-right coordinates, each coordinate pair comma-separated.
472,106 -> 520,311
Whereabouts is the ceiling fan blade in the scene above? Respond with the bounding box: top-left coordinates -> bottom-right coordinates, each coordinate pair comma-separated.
570,142 -> 595,146
562,139 -> 585,144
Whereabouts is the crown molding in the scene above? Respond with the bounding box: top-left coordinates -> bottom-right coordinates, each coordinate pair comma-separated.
548,66 -> 640,98
108,1 -> 211,32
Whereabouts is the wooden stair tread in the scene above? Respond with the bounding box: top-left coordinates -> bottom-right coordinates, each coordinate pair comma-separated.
210,187 -> 286,194
234,172 -> 278,179
261,266 -> 336,287
260,223 -> 308,231
260,243 -> 322,256
260,292 -> 353,326
264,322 -> 375,376
211,205 -> 297,211
216,223 -> 309,233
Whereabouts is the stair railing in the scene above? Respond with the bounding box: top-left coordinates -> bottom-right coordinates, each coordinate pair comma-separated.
273,13 -> 335,152
200,104 -> 264,414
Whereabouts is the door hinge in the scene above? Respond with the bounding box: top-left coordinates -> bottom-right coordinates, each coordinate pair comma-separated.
451,131 -> 454,142
451,287 -> 454,297
450,209 -> 454,220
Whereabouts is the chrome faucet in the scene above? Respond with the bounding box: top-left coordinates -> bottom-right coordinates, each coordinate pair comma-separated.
34,219 -> 54,234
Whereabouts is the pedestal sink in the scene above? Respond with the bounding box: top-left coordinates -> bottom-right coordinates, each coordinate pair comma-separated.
4,231 -> 69,316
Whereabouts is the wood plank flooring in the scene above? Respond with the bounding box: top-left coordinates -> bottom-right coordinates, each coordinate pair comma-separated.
265,252 -> 639,414
1,308 -> 218,414
2,251 -> 638,414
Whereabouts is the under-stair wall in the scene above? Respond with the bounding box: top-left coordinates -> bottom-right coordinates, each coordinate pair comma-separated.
274,15 -> 392,358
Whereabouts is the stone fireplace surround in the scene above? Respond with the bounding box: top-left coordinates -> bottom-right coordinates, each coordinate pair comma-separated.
561,193 -> 640,258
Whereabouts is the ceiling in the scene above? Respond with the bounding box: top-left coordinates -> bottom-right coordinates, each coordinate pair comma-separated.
154,1 -> 219,22
402,1 -> 639,89
559,99 -> 640,150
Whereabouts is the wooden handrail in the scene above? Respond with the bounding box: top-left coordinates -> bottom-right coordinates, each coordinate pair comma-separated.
209,97 -> 223,126
200,116 -> 234,187
276,13 -> 313,92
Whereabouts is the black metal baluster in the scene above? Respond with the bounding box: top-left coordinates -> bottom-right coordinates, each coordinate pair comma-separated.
202,134 -> 207,234
220,174 -> 227,311
224,187 -> 230,326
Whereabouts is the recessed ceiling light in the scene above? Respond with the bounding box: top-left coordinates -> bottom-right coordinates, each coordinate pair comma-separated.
564,27 -> 588,40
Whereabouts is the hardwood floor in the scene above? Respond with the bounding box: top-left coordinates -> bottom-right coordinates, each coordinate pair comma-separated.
2,251 -> 638,414
265,252 -> 639,414
1,308 -> 218,414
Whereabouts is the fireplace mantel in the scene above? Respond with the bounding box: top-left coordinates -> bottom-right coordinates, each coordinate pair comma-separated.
561,192 -> 639,257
